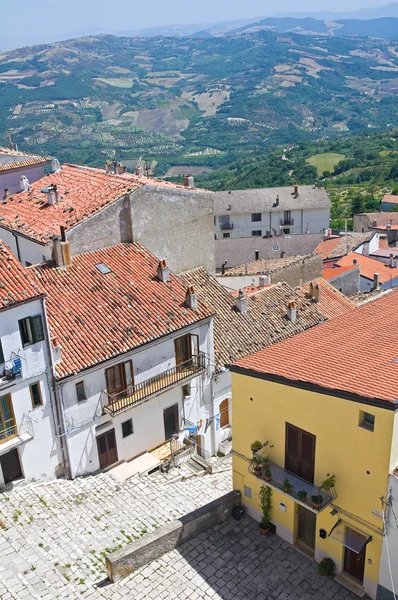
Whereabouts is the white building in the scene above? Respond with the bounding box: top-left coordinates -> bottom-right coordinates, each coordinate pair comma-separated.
0,146 -> 49,198
214,185 -> 330,239
32,242 -> 216,478
378,471 -> 398,600
0,242 -> 60,489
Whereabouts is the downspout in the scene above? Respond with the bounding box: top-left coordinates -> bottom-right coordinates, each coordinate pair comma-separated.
41,296 -> 71,479
13,233 -> 21,261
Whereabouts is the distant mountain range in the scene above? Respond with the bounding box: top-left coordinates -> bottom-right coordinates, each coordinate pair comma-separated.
278,1 -> 398,20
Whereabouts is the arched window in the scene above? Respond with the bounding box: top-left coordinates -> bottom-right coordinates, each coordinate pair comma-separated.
220,398 -> 229,428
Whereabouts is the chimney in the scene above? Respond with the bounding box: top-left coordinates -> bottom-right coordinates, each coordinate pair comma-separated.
394,255 -> 398,269
53,226 -> 72,268
2,188 -> 10,202
309,281 -> 314,299
353,258 -> 358,265
184,174 -> 194,188
373,273 -> 380,291
20,175 -> 30,192
135,166 -> 144,177
313,284 -> 321,303
105,161 -> 111,174
51,158 -> 61,174
372,220 -> 377,227
52,337 -> 62,364
389,253 -> 394,268
287,301 -> 297,321
387,224 -> 392,231
47,184 -> 60,205
116,164 -> 126,175
362,241 -> 369,257
157,258 -> 170,282
221,260 -> 227,276
259,275 -> 270,288
274,195 -> 280,207
185,286 -> 198,309
255,250 -> 260,261
235,289 -> 247,314
294,185 -> 299,197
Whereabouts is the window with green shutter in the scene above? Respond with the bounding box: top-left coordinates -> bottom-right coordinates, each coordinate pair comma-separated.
18,315 -> 45,347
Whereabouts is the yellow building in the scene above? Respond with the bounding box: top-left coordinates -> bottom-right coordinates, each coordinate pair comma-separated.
230,292 -> 398,600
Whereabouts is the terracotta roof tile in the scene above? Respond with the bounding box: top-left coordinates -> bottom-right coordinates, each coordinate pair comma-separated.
382,195 -> 398,204
233,290 -> 398,405
360,212 -> 398,227
314,233 -> 373,260
179,268 -> 326,367
0,241 -> 44,308
322,265 -> 358,280
336,252 -> 398,284
297,278 -> 356,320
221,254 -> 312,277
0,147 -> 49,171
32,244 -> 214,379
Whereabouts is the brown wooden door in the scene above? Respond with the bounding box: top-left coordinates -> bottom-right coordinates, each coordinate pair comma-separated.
105,362 -> 133,396
297,505 -> 316,551
97,429 -> 118,470
175,335 -> 191,368
285,423 -> 316,484
344,547 -> 365,583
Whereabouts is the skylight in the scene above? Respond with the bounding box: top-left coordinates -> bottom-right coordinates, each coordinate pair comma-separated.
95,263 -> 112,274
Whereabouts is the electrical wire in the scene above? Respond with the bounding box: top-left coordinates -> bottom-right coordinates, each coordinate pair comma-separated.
382,496 -> 396,599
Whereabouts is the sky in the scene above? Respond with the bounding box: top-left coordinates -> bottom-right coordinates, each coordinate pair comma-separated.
1,0 -> 392,37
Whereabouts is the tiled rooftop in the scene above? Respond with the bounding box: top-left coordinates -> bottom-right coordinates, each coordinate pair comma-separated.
232,290 -> 398,406
359,212 -> 398,227
0,242 -> 44,308
0,164 -> 140,243
314,233 -> 372,260
297,278 -> 356,320
0,147 -> 49,171
32,244 -> 214,379
322,265 -> 358,280
337,252 -> 398,284
220,254 -> 311,277
179,268 -> 326,367
382,195 -> 398,204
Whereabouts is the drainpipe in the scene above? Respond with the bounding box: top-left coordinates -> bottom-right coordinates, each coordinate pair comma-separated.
12,233 -> 21,261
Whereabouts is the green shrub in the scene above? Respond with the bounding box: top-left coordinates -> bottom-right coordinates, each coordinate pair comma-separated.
317,558 -> 335,576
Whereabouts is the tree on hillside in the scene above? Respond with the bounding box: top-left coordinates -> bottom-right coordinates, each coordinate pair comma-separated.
351,194 -> 364,216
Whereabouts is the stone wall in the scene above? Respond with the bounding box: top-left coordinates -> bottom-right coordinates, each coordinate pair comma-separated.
106,490 -> 241,582
327,266 -> 360,296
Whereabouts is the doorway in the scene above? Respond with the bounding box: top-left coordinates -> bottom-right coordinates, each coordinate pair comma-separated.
296,505 -> 316,552
344,546 -> 365,583
285,423 -> 316,483
164,404 -> 179,440
96,429 -> 118,470
0,449 -> 23,484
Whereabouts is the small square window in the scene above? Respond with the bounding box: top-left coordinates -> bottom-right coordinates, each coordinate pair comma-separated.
251,213 -> 261,222
30,382 -> 43,408
252,230 -> 262,237
359,410 -> 375,432
75,381 -> 86,403
223,233 -> 230,238
122,419 -> 133,438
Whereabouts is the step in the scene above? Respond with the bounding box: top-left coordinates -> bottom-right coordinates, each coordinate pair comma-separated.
334,573 -> 366,598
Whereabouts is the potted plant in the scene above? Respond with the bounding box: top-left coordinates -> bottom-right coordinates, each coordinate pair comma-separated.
283,478 -> 293,494
253,456 -> 262,476
259,485 -> 272,535
317,558 -> 335,576
251,440 -> 262,454
263,468 -> 272,482
322,475 -> 336,490
297,490 -> 307,501
262,456 -> 270,469
311,494 -> 323,509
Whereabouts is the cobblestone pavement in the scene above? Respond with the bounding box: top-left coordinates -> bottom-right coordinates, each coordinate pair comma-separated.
0,456 -> 356,599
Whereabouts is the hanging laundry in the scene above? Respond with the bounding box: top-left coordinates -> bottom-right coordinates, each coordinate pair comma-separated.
215,413 -> 221,430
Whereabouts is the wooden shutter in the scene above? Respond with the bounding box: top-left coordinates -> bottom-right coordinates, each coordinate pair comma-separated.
285,423 -> 316,483
220,398 -> 229,428
31,315 -> 45,343
300,430 -> 316,484
285,423 -> 300,476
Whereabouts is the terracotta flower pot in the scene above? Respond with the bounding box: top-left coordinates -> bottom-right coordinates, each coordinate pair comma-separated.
259,524 -> 270,535
313,502 -> 322,509
264,475 -> 271,482
254,468 -> 261,476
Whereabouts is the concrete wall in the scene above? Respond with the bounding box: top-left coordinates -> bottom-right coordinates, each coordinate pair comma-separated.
359,276 -> 398,292
106,490 -> 240,582
215,207 -> 330,239
0,228 -> 51,266
327,266 -> 360,296
0,164 -> 47,197
0,298 -> 60,485
131,186 -> 215,274
354,215 -> 372,233
378,473 -> 398,600
59,320 -> 214,477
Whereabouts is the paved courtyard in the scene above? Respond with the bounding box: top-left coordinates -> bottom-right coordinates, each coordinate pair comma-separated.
0,456 -> 357,599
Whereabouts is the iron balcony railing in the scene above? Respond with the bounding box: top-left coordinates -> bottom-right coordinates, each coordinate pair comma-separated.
103,353 -> 206,416
249,452 -> 336,513
280,217 -> 294,226
220,222 -> 234,230
0,414 -> 34,448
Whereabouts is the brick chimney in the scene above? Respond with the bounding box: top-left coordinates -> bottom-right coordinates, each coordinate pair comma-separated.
235,289 -> 247,314
287,301 -> 297,321
47,184 -> 60,205
184,174 -> 194,188
373,273 -> 380,290
20,175 -> 30,192
157,258 -> 170,283
185,286 -> 198,309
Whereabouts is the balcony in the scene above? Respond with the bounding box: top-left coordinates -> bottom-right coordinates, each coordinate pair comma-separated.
103,353 -> 206,416
220,222 -> 234,231
0,415 -> 34,456
280,217 -> 294,226
249,453 -> 336,513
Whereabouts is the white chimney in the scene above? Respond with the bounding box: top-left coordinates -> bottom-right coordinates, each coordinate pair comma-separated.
185,286 -> 198,309
52,337 -> 62,364
184,174 -> 194,188
135,166 -> 144,177
20,175 -> 30,192
373,273 -> 380,290
235,289 -> 248,314
287,301 -> 297,321
51,158 -> 61,174
259,275 -> 270,288
157,259 -> 170,283
47,184 -> 60,205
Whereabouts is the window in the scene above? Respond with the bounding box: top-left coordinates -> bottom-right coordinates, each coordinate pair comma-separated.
252,230 -> 262,237
285,423 -> 316,484
95,263 -> 112,275
105,361 -> 133,397
30,382 -> 43,408
122,419 -> 133,438
19,316 -> 45,347
0,339 -> 4,364
220,398 -> 230,428
284,210 -> 292,223
359,411 -> 375,432
251,213 -> 261,222
223,233 -> 230,238
75,381 -> 86,403
0,394 -> 16,441
219,215 -> 230,225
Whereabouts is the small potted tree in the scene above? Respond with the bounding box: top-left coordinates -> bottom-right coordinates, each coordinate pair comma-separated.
251,441 -> 262,455
283,478 -> 293,494
311,494 -> 323,509
263,468 -> 272,482
297,490 -> 307,502
253,456 -> 262,477
259,485 -> 272,535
